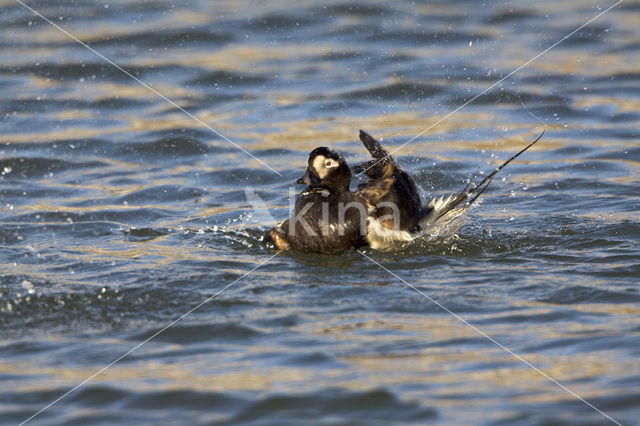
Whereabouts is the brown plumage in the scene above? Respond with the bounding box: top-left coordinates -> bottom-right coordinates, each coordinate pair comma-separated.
268,147 -> 367,254
354,130 -> 425,233
268,129 -> 544,253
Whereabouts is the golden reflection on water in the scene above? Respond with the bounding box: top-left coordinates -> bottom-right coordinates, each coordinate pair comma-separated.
1,106 -> 560,167
4,21 -> 638,173
2,309 -> 635,403
2,3 -> 638,422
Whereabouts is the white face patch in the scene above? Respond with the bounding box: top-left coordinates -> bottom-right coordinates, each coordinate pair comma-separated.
311,155 -> 339,179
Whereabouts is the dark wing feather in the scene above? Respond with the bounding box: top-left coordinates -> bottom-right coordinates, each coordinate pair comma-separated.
353,130 -> 398,179
354,130 -> 424,231
358,130 -> 397,166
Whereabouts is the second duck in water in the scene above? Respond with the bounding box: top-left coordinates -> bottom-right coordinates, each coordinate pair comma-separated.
268,129 -> 543,254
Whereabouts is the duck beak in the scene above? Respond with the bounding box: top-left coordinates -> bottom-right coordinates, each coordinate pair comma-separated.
296,169 -> 312,185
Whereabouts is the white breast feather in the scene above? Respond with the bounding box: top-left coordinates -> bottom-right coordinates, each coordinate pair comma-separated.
366,217 -> 413,250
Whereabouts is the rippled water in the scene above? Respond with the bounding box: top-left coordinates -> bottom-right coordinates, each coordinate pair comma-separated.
1,0 -> 639,425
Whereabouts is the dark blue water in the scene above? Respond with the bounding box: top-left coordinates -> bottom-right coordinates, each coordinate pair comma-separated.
1,0 -> 639,425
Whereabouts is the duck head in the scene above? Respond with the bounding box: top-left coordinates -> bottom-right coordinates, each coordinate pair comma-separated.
296,147 -> 351,191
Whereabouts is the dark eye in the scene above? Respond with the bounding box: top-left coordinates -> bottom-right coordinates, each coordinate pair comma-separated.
324,159 -> 338,168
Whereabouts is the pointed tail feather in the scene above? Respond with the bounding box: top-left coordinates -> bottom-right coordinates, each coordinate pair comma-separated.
432,129 -> 545,222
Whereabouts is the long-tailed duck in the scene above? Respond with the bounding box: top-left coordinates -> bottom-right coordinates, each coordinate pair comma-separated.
268,129 -> 543,254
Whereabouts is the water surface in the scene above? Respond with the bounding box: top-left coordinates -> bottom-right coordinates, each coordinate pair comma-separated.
1,0 -> 639,425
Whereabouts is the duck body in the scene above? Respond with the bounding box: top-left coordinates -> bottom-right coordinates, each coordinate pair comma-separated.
352,130 -> 427,249
268,130 -> 543,254
272,187 -> 367,254
268,146 -> 367,254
